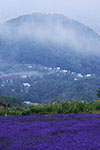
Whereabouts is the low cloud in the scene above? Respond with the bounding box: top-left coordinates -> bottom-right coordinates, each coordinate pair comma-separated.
0,13 -> 100,55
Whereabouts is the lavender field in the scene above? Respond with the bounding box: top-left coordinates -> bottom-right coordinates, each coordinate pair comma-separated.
0,114 -> 100,150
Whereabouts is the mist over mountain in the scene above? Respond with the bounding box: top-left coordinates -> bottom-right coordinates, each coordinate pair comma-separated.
0,13 -> 100,75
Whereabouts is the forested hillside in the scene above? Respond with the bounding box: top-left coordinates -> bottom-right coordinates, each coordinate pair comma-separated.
0,13 -> 100,103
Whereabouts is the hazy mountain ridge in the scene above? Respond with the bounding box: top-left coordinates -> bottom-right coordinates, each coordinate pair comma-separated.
0,13 -> 100,75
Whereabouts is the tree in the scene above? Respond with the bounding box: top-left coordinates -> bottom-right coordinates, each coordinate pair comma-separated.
97,88 -> 100,98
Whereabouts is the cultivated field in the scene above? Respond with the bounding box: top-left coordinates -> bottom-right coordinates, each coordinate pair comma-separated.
0,113 -> 100,150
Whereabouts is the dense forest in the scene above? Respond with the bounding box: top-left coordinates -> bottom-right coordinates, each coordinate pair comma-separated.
0,94 -> 23,107
0,70 -> 99,104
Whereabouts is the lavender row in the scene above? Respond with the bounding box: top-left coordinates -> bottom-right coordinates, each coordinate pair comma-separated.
0,114 -> 100,149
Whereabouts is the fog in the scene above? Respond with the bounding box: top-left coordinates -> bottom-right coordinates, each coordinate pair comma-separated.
0,0 -> 100,32
0,13 -> 100,56
0,0 -> 100,57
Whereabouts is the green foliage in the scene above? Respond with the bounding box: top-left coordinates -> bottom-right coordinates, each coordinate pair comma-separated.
94,102 -> 100,110
28,101 -> 100,115
22,109 -> 31,116
0,109 -> 5,116
97,88 -> 100,98
1,100 -> 100,116
5,108 -> 22,116
0,94 -> 24,107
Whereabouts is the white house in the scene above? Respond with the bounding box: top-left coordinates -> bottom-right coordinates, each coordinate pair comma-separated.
23,83 -> 31,87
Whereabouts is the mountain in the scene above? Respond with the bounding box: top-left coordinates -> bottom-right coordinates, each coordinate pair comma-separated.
0,13 -> 100,102
0,13 -> 100,75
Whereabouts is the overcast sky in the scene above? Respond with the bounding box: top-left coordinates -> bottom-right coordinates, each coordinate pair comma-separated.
0,0 -> 100,30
